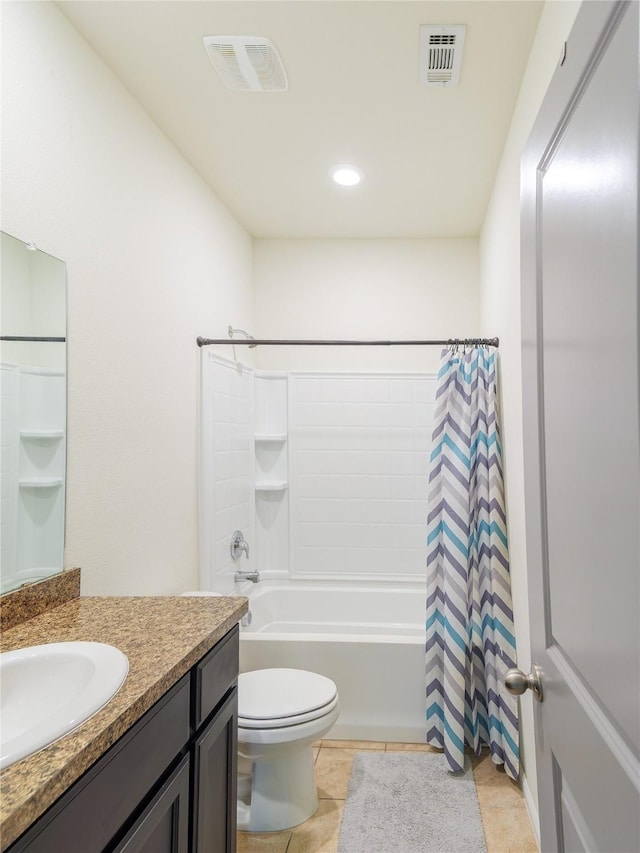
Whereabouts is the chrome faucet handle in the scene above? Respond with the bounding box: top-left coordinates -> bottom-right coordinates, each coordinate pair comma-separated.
230,530 -> 250,560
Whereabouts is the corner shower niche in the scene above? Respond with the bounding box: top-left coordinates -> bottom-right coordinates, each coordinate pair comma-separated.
253,374 -> 289,578
199,353 -> 289,591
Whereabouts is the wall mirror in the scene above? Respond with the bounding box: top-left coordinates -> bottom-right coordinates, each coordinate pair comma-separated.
1,231 -> 67,593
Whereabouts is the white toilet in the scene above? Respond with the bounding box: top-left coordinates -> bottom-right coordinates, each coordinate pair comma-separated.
237,668 -> 340,832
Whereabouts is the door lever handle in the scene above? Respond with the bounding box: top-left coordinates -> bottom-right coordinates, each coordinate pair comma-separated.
504,665 -> 543,702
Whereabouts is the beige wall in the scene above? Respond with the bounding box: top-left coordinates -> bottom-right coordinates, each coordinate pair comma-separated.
254,238 -> 480,373
479,0 -> 581,822
1,1 -> 254,595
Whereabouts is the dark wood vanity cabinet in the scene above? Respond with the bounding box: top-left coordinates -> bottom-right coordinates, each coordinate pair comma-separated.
8,625 -> 239,853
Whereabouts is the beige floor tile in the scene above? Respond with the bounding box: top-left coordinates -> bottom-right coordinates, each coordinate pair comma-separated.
320,739 -> 384,750
314,748 -> 359,800
385,741 -> 442,753
237,829 -> 293,853
313,746 -> 320,764
287,799 -> 344,853
481,804 -> 538,853
472,751 -> 505,776
473,755 -> 525,810
476,778 -> 526,811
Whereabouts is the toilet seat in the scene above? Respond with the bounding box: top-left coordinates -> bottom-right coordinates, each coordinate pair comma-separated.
239,694 -> 339,729
238,668 -> 338,729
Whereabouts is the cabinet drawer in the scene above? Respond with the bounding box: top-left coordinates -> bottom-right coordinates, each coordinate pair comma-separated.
192,625 -> 239,729
10,676 -> 191,853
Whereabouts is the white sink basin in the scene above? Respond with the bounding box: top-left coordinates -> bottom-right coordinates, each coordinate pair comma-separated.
0,641 -> 129,769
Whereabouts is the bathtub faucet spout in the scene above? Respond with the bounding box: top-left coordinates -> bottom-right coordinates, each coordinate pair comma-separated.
234,570 -> 261,584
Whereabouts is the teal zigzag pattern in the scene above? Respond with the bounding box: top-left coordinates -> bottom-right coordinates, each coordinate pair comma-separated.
425,347 -> 520,781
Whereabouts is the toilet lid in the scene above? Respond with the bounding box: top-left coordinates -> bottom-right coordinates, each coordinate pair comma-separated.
238,668 -> 338,722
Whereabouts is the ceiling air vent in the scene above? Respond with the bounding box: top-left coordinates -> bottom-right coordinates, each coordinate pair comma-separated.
203,36 -> 288,92
419,25 -> 466,88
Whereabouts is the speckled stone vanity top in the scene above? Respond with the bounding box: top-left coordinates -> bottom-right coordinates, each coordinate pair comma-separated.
0,594 -> 248,849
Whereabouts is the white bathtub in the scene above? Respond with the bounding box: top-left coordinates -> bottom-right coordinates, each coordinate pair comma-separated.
239,580 -> 427,743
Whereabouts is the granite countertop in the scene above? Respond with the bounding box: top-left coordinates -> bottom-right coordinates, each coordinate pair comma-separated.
0,595 -> 248,850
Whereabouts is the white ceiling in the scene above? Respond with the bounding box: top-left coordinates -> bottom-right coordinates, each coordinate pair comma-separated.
58,1 -> 543,239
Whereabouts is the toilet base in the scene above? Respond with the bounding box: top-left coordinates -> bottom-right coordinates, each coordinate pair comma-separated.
237,744 -> 318,832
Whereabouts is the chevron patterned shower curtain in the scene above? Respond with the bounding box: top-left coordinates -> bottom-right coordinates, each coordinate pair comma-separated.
425,346 -> 519,780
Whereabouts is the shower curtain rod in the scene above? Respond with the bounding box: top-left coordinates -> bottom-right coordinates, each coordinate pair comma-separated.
197,336 -> 499,348
1,335 -> 66,343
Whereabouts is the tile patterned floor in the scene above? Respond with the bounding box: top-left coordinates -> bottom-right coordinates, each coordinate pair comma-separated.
237,740 -> 538,853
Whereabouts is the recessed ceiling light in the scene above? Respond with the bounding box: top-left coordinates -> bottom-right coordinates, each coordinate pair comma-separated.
329,164 -> 364,187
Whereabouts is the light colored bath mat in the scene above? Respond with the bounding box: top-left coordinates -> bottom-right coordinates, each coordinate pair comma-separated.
338,752 -> 487,853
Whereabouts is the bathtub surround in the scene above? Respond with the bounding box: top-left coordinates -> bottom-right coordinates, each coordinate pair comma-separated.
288,371 -> 434,580
201,351 -> 438,591
338,752 -> 486,853
200,353 -> 254,595
426,347 -> 518,780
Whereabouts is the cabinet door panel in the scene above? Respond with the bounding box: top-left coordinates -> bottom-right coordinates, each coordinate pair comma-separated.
111,756 -> 190,853
193,689 -> 237,853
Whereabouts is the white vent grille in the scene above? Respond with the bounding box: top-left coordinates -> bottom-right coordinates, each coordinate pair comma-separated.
203,36 -> 288,92
419,25 -> 466,88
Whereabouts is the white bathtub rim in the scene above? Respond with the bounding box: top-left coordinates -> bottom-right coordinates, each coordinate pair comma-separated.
240,632 -> 423,645
240,578 -> 426,595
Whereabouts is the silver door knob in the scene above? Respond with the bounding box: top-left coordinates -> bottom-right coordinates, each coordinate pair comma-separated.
504,665 -> 543,702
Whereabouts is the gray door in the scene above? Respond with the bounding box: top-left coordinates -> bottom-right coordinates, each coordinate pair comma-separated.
521,2 -> 640,851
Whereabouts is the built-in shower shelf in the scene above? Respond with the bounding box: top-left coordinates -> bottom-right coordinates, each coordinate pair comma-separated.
19,477 -> 64,488
255,481 -> 288,492
20,430 -> 65,440
254,434 -> 287,443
